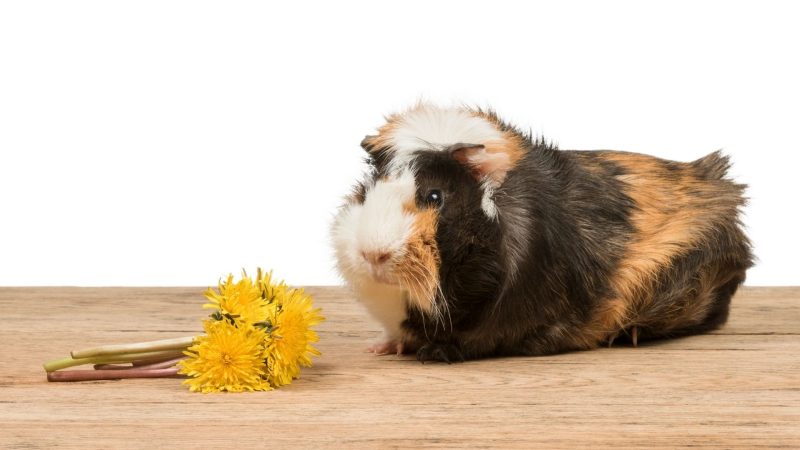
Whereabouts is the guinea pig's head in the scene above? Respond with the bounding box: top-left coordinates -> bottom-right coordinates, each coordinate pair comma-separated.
331,104 -> 527,319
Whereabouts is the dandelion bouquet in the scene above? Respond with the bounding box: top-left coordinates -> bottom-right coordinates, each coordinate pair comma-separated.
43,269 -> 324,393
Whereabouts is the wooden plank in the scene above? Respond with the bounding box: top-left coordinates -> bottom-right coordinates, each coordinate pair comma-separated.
0,287 -> 798,449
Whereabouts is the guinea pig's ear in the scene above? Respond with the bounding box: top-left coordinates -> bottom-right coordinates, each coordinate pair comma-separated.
361,135 -> 378,153
449,143 -> 513,186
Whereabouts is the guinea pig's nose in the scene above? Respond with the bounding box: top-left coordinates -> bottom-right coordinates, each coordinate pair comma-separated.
361,250 -> 392,266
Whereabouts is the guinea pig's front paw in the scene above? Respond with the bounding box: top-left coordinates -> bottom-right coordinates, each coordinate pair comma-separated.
366,340 -> 404,356
416,343 -> 465,364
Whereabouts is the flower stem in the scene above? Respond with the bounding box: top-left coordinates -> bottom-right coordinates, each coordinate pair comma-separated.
131,353 -> 186,366
133,356 -> 185,370
43,349 -> 185,372
92,363 -> 131,370
95,357 -> 184,371
70,336 -> 195,359
47,367 -> 181,382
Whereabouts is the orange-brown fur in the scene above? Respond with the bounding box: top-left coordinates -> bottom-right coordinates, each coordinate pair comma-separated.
471,110 -> 527,181
363,118 -> 399,152
398,202 -> 441,314
577,151 -> 748,346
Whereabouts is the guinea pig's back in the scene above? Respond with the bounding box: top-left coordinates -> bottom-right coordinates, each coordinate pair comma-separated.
568,149 -> 753,346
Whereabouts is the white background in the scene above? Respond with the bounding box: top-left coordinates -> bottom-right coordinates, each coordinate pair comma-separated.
1,1 -> 798,286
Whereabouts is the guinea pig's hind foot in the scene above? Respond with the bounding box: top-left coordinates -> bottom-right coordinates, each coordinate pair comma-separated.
366,340 -> 404,356
606,326 -> 639,348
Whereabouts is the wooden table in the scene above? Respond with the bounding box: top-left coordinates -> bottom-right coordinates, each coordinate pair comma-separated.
1,287 -> 798,448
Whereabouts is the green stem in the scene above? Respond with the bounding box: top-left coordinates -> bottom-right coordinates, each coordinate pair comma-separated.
43,349 -> 186,372
70,336 -> 196,359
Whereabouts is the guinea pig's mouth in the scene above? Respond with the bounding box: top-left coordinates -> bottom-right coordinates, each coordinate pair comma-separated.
369,269 -> 399,286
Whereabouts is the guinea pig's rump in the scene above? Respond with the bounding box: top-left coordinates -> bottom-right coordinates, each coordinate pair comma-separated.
573,150 -> 752,348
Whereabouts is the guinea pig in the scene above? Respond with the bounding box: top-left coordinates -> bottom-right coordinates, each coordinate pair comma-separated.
331,103 -> 753,362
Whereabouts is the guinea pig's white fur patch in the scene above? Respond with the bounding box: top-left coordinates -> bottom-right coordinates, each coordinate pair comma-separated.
356,170 -> 416,261
385,105 -> 505,174
331,169 -> 419,341
345,278 -> 408,344
481,181 -> 498,220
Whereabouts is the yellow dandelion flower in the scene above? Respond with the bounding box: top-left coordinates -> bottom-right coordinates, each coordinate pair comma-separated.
203,271 -> 266,324
178,320 -> 271,393
256,268 -> 288,304
266,288 -> 324,387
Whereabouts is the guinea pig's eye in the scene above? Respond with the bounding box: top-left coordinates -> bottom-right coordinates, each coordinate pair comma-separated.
424,189 -> 444,208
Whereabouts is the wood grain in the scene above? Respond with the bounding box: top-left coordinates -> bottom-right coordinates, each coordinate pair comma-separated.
0,286 -> 798,449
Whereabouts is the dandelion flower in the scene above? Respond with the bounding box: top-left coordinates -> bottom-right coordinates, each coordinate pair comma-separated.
178,320 -> 271,393
203,271 -> 266,324
256,268 -> 288,304
266,288 -> 324,387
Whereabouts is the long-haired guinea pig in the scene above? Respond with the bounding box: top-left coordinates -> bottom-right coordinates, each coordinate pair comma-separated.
331,103 -> 753,362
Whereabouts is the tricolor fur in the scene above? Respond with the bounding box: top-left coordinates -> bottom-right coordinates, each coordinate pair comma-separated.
331,104 -> 753,362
